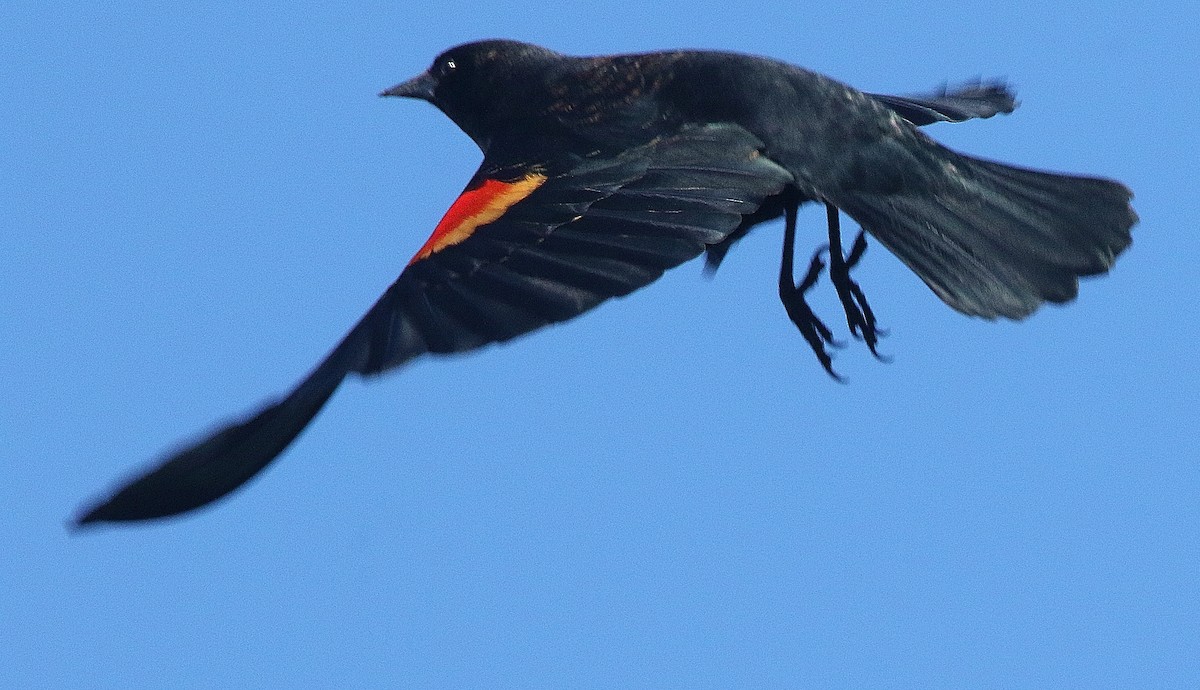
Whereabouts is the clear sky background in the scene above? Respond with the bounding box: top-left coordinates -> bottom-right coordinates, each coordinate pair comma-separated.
4,1 -> 1197,687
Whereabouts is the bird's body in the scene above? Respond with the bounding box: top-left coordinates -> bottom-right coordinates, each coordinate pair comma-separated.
407,43 -> 981,211
75,40 -> 1136,526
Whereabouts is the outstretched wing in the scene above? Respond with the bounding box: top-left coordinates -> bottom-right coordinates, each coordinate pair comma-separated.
75,123 -> 793,525
359,124 -> 793,373
868,81 -> 1016,125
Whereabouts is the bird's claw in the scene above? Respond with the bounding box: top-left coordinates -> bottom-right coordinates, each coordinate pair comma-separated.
828,229 -> 889,362
780,248 -> 845,381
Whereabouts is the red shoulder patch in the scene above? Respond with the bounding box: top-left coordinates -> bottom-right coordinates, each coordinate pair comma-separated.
410,172 -> 548,264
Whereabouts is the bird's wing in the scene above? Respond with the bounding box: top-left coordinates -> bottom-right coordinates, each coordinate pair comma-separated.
868,82 -> 1016,126
75,123 -> 793,525
359,123 -> 793,373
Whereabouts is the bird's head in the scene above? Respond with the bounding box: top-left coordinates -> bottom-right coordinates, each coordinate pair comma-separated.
381,40 -> 563,148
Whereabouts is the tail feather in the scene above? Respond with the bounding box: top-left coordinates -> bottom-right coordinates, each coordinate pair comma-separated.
834,147 -> 1136,319
966,156 -> 1133,272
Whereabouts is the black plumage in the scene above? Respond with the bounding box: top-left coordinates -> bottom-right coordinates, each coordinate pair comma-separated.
75,40 -> 1135,525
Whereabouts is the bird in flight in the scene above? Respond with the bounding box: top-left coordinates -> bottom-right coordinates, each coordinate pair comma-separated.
74,40 -> 1136,526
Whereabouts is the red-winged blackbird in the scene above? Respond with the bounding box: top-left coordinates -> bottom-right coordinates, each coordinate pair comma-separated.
74,40 -> 1136,526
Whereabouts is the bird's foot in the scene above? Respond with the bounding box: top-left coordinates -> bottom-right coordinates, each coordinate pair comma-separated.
829,229 -> 889,362
780,246 -> 845,381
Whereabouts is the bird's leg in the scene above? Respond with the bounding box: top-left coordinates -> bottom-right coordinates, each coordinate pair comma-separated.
824,202 -> 888,360
779,199 -> 843,380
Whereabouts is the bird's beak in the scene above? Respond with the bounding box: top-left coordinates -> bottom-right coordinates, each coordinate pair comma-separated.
379,71 -> 437,101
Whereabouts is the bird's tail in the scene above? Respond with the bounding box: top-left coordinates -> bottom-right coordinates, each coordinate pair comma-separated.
831,144 -> 1136,319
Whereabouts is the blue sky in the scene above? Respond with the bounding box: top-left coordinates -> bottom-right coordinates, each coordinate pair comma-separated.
4,1 -> 1198,686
